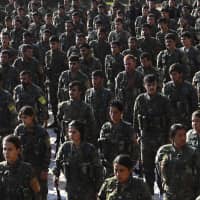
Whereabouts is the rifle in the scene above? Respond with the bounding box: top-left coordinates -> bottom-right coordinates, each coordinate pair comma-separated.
137,114 -> 145,181
56,186 -> 61,200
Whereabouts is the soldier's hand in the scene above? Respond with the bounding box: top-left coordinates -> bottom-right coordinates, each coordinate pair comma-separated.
137,136 -> 141,144
40,170 -> 48,180
43,120 -> 48,128
54,176 -> 59,187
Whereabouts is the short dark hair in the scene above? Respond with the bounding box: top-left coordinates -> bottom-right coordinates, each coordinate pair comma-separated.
192,110 -> 200,119
69,55 -> 79,62
169,123 -> 186,139
144,74 -> 158,83
21,44 -> 33,52
110,99 -> 124,112
140,52 -> 152,60
165,33 -> 177,41
49,35 -> 59,43
69,80 -> 82,91
181,31 -> 192,39
20,70 -> 32,78
3,135 -> 21,150
92,70 -> 105,78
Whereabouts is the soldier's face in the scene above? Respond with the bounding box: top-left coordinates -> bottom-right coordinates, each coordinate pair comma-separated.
144,81 -> 157,95
3,141 -> 20,164
111,45 -> 120,55
172,129 -> 186,148
181,36 -> 191,47
124,58 -> 136,72
69,61 -> 79,72
109,106 -> 123,124
165,39 -> 176,49
69,86 -> 81,100
140,57 -> 152,68
128,39 -> 136,49
50,41 -> 59,50
92,76 -> 103,89
113,163 -> 132,183
0,53 -> 9,64
68,126 -> 81,143
192,116 -> 200,133
23,48 -> 33,59
20,114 -> 34,127
170,71 -> 182,83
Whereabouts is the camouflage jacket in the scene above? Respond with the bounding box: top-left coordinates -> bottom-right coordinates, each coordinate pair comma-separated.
54,141 -> 103,192
163,81 -> 198,128
133,92 -> 172,143
98,176 -> 152,200
99,120 -> 139,173
14,123 -> 51,170
155,144 -> 200,200
85,87 -> 112,130
13,83 -> 48,121
0,159 -> 35,200
58,70 -> 89,102
187,129 -> 200,151
57,99 -> 96,144
0,88 -> 17,135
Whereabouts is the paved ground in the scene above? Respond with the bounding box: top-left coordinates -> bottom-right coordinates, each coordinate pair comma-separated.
47,128 -> 66,200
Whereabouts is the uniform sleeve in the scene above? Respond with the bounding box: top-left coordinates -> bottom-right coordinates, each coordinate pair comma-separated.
41,130 -> 51,170
53,143 -> 65,177
139,180 -> 152,200
90,145 -> 104,191
98,179 -> 108,200
133,95 -> 140,133
36,87 -> 49,120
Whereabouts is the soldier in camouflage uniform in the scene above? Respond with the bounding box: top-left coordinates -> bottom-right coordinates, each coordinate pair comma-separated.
0,50 -> 18,93
13,44 -> 44,88
122,36 -> 142,67
57,81 -> 96,145
98,154 -> 152,200
79,43 -> 102,79
163,63 -> 198,129
89,27 -> 111,66
13,70 -> 48,126
99,100 -> 139,177
180,31 -> 200,81
53,120 -> 103,200
193,70 -> 200,107
45,36 -> 66,127
108,18 -> 130,51
133,74 -> 173,194
157,33 -> 189,83
155,123 -> 200,200
85,70 -> 112,135
0,135 -> 40,200
58,55 -> 89,102
0,73 -> 17,160
115,54 -> 143,123
187,110 -> 200,152
14,106 -> 51,200
10,18 -> 26,50
105,41 -> 124,92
